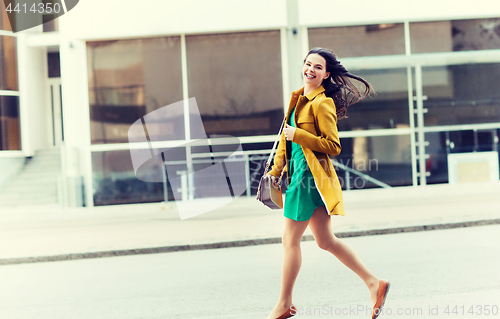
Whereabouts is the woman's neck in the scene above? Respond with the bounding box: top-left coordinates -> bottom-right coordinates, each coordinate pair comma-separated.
303,83 -> 321,96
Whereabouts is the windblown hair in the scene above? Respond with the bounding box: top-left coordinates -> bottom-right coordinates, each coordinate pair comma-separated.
305,47 -> 373,119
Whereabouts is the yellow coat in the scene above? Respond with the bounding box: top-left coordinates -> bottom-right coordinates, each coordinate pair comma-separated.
268,85 -> 345,216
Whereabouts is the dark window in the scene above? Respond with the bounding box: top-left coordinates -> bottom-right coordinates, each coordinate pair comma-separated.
421,63 -> 500,126
92,150 -> 165,206
0,96 -> 21,150
338,68 -> 410,131
0,35 -> 18,91
0,1 -> 12,32
87,37 -> 183,144
47,52 -> 60,78
410,18 -> 500,53
333,134 -> 413,188
425,129 -> 500,184
186,31 -> 284,138
309,24 -> 406,58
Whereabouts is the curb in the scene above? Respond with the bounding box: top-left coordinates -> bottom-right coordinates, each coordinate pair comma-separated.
2,218 -> 500,266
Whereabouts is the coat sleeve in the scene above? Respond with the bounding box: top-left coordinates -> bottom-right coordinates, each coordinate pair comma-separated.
292,97 -> 341,156
268,128 -> 287,178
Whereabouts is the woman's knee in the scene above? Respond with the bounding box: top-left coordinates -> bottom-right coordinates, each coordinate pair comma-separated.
315,234 -> 338,251
315,238 -> 332,251
282,235 -> 302,249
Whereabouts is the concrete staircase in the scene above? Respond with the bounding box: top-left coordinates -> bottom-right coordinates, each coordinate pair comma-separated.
0,149 -> 62,208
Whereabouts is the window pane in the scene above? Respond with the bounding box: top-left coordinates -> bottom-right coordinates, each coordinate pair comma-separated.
425,130 -> 500,184
411,18 -> 500,53
92,150 -> 165,206
309,24 -> 405,58
186,31 -> 283,138
334,135 -> 413,188
422,63 -> 500,126
338,68 -> 410,131
0,96 -> 21,150
0,1 -> 12,32
43,15 -> 59,32
47,52 -> 60,78
0,35 -> 18,91
87,37 -> 183,144
410,21 -> 453,54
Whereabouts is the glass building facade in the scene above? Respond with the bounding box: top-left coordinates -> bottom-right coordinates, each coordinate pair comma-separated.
84,17 -> 500,205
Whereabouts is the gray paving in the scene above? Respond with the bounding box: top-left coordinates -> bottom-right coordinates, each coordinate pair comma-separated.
1,225 -> 499,318
0,181 -> 499,265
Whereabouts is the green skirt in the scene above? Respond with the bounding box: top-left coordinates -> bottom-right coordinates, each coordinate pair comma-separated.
284,107 -> 325,221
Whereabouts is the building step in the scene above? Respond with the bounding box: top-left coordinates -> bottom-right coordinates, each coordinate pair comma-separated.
0,197 -> 58,208
0,149 -> 63,208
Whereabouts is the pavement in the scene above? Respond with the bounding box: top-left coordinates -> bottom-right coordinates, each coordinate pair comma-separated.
1,181 -> 500,265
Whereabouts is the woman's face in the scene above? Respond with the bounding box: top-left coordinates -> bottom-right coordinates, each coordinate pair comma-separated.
302,53 -> 330,89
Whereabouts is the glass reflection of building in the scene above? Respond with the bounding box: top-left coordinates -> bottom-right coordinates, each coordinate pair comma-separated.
0,2 -> 20,152
1,1 -> 499,207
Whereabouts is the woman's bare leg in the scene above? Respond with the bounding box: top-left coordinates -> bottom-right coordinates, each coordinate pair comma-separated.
266,217 -> 310,319
308,206 -> 380,307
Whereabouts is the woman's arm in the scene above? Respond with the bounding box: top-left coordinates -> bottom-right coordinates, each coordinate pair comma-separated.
268,129 -> 287,178
292,97 -> 341,155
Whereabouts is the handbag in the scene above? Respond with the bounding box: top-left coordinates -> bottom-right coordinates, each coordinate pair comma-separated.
256,117 -> 287,209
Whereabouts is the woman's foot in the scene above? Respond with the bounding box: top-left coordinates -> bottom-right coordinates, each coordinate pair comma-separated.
367,277 -> 380,307
266,301 -> 296,319
372,279 -> 390,319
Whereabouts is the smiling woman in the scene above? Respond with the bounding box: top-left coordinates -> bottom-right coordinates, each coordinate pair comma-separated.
264,48 -> 390,319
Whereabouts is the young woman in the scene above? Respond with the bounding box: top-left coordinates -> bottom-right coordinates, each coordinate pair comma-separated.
265,48 -> 390,319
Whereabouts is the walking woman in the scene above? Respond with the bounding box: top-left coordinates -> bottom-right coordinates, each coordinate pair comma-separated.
265,48 -> 390,319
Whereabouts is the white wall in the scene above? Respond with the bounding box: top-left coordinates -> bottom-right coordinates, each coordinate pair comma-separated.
58,38 -> 92,206
57,0 -> 500,41
17,36 -> 51,156
299,0 -> 500,27
58,0 -> 287,40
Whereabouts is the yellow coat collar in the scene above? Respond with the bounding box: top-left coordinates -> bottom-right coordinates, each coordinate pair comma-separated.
292,85 -> 326,101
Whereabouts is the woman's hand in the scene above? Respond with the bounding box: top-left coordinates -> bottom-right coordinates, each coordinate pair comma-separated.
284,124 -> 296,141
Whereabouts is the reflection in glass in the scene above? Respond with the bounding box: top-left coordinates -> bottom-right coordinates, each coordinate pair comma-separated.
0,35 -> 18,91
186,31 -> 283,138
43,15 -> 59,32
0,96 -> 21,151
92,150 -> 165,206
334,135 -> 412,189
425,129 -> 500,184
87,37 -> 183,144
452,18 -> 500,51
0,96 -> 20,150
309,24 -> 405,58
422,64 -> 500,126
410,21 -> 453,54
410,18 -> 500,54
338,68 -> 410,131
0,1 -> 12,32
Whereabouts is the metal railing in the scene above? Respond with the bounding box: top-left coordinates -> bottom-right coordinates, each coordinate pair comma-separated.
162,149 -> 391,201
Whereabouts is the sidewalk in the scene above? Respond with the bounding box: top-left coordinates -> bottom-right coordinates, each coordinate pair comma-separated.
1,182 -> 499,265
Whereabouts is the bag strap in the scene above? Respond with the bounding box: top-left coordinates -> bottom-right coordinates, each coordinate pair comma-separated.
266,116 -> 286,166
263,116 -> 287,184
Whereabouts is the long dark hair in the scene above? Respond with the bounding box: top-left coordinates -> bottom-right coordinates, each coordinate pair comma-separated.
305,47 -> 373,119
